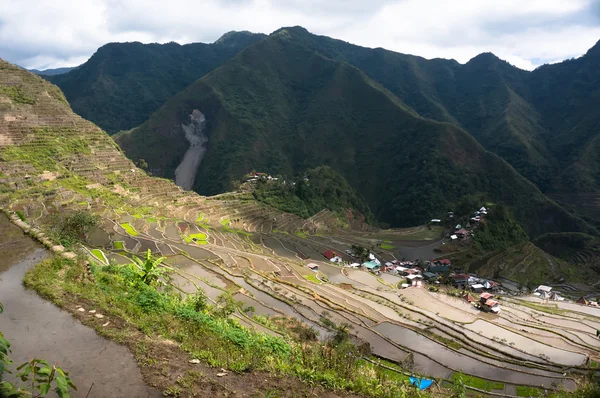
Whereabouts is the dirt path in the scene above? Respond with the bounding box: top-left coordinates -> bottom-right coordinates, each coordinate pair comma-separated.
0,217 -> 160,398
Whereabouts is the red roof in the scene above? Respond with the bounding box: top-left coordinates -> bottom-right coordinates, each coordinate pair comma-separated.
456,228 -> 470,235
462,293 -> 475,302
323,250 -> 336,259
484,300 -> 499,307
452,273 -> 469,280
480,292 -> 494,300
439,259 -> 451,265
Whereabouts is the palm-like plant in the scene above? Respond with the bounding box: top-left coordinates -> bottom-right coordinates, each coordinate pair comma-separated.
129,249 -> 167,285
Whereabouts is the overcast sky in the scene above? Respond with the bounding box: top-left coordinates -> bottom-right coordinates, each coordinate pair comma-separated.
1,0 -> 599,71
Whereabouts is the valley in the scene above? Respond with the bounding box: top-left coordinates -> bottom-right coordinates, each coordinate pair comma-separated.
1,59 -> 599,397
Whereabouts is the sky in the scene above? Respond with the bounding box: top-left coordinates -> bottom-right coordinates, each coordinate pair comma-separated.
1,0 -> 599,71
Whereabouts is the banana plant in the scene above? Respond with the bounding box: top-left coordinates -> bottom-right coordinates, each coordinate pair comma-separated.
129,249 -> 167,285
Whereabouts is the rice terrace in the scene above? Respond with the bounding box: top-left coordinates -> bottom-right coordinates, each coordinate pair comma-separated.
1,52 -> 600,397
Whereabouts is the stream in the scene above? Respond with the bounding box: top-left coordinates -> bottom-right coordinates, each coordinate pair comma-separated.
0,215 -> 159,397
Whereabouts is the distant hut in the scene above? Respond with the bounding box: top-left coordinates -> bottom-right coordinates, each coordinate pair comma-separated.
462,293 -> 475,303
576,297 -> 589,305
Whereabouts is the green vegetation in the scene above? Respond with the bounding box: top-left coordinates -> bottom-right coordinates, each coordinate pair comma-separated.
0,85 -> 35,104
253,166 -> 374,224
472,204 -> 528,252
90,249 -> 108,264
50,210 -> 99,248
48,32 -> 265,134
1,129 -> 91,172
113,241 -> 124,250
294,231 -> 308,239
118,27 -> 594,239
120,223 -> 138,236
23,256 -> 430,397
128,249 -> 168,285
375,226 -> 444,241
15,210 -> 25,222
450,372 -> 505,392
516,385 -> 543,397
302,274 -> 321,284
183,233 -> 208,245
380,243 -> 394,250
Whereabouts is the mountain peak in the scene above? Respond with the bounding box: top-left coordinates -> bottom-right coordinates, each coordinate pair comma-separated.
214,30 -> 255,44
271,26 -> 310,37
467,52 -> 501,65
583,39 -> 600,58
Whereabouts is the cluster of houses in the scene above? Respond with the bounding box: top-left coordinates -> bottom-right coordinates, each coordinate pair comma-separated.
245,172 -> 278,183
449,273 -> 500,292
432,207 -> 488,241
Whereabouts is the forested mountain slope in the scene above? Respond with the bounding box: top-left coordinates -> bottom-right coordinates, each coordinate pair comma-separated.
49,27 -> 600,195
116,28 -> 593,237
47,31 -> 265,133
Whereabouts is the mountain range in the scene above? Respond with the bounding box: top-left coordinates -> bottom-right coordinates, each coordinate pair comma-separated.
29,66 -> 76,76
44,27 -> 600,235
47,31 -> 265,134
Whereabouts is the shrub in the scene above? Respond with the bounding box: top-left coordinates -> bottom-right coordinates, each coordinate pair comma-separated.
50,210 -> 98,247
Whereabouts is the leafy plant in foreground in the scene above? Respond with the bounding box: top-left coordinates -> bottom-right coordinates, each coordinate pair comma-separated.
0,302 -> 76,397
129,249 -> 168,285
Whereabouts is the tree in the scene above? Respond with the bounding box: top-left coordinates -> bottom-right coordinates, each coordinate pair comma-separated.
136,158 -> 148,170
52,211 -> 98,247
350,245 -> 369,263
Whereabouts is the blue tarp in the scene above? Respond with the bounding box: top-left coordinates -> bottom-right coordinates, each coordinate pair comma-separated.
409,377 -> 434,390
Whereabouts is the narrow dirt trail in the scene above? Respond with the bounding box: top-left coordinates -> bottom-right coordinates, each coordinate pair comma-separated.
0,216 -> 160,398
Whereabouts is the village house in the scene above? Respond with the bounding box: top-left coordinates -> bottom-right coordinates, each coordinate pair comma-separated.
470,283 -> 485,293
462,292 -> 475,303
534,285 -> 553,299
323,250 -> 337,260
451,273 -> 470,288
362,260 -> 381,272
306,263 -> 319,271
423,272 -> 438,282
479,292 -> 500,313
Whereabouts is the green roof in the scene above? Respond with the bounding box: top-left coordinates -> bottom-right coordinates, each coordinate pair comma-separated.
363,261 -> 380,269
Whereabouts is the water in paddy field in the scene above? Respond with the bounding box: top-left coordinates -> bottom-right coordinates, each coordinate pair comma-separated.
0,214 -> 160,397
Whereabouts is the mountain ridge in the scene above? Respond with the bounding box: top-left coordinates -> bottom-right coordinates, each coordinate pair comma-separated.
116,30 -> 594,237
47,31 -> 266,133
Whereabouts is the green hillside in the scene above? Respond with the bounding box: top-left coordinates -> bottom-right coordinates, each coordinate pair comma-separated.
47,31 -> 265,133
49,27 -> 600,209
278,28 -> 556,189
251,166 -> 375,224
117,29 -> 593,237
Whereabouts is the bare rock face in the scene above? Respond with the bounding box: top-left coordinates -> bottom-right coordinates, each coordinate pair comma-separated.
174,110 -> 208,191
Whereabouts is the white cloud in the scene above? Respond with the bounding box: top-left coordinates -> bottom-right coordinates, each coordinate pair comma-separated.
0,0 -> 598,70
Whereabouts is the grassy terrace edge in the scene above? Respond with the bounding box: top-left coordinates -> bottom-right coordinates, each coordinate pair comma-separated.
22,254 -> 427,397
